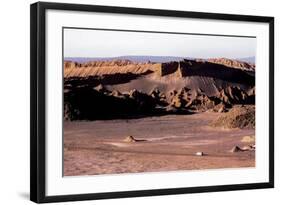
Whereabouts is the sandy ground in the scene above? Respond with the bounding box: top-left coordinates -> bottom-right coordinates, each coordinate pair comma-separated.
64,112 -> 255,176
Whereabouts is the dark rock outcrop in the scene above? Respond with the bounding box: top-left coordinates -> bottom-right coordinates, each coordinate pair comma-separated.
176,60 -> 255,86
217,86 -> 255,105
158,61 -> 179,76
64,87 -> 166,121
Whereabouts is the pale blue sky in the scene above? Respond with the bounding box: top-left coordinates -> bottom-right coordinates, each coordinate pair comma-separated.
64,28 -> 256,59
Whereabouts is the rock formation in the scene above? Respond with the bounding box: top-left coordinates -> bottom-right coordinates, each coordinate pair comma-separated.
207,58 -> 255,71
64,57 -> 256,121
210,105 -> 255,129
230,146 -> 243,153
124,136 -> 136,143
158,61 -> 179,76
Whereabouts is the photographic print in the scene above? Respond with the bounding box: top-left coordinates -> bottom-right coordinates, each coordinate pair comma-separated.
63,28 -> 256,176
31,2 -> 274,202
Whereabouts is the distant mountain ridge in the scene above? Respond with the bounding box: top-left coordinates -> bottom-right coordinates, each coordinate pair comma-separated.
64,56 -> 186,63
236,56 -> 255,64
65,55 -> 255,64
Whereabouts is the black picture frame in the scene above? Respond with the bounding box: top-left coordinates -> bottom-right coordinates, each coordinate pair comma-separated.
30,1 -> 274,203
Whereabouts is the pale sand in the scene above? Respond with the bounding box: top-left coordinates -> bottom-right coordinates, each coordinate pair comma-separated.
64,112 -> 255,176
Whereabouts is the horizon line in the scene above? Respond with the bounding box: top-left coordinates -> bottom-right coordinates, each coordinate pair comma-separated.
64,55 -> 255,60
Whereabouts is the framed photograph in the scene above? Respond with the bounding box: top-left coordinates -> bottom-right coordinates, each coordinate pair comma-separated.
30,2 -> 274,203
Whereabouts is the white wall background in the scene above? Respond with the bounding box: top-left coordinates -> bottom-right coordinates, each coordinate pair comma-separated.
0,0 -> 279,204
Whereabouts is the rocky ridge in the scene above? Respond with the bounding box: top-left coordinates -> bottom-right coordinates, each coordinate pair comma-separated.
64,58 -> 255,121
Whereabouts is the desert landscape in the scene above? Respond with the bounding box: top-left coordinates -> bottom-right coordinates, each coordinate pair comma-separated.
63,56 -> 256,176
